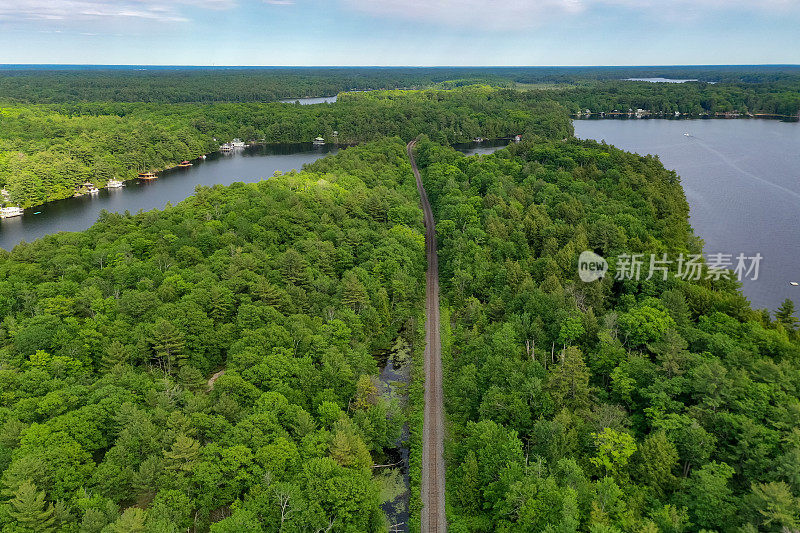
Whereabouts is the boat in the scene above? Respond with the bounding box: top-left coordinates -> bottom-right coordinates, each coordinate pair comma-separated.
473,137 -> 484,143
201,155 -> 207,160
138,172 -> 157,180
84,182 -> 100,194
313,136 -> 325,145
178,160 -> 193,167
0,206 -> 23,219
790,282 -> 799,287
684,132 -> 691,136
107,179 -> 124,188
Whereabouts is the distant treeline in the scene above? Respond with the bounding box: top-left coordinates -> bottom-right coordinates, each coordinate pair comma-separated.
549,80 -> 800,117
2,66 -> 800,103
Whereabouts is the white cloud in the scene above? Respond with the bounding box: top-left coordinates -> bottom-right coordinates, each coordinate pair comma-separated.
0,0 -> 236,24
342,0 -> 800,29
265,0 -> 295,4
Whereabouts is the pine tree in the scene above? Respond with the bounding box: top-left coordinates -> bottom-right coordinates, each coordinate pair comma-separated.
149,319 -> 185,374
109,508 -> 147,533
7,480 -> 56,533
163,435 -> 201,472
100,340 -> 130,373
776,299 -> 798,330
547,346 -> 591,412
342,271 -> 368,312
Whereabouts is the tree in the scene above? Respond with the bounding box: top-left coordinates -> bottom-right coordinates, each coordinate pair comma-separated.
109,508 -> 147,533
163,435 -> 201,473
149,319 -> 185,374
748,481 -> 800,532
7,480 -> 56,533
635,431 -> 679,498
687,461 -> 735,530
342,271 -> 369,313
547,346 -> 592,412
775,298 -> 798,331
457,450 -> 481,513
100,341 -> 130,372
590,428 -> 636,480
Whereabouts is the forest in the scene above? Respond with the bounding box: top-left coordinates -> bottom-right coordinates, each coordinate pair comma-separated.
1,68 -> 800,531
414,137 -> 800,532
2,66 -> 800,104
0,86 -> 571,208
0,139 -> 427,532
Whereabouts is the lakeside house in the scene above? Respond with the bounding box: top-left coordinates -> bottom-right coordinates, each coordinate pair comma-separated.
313,136 -> 325,145
0,206 -> 23,219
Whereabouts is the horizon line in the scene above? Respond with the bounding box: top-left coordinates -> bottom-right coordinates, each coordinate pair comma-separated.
2,63 -> 800,69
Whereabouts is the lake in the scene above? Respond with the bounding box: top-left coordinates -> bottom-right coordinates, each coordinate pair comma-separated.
454,139 -> 513,156
625,77 -> 700,83
278,96 -> 337,104
0,143 -> 338,250
574,118 -> 800,313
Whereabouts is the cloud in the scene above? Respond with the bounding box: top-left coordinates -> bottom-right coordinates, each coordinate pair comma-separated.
0,0 -> 235,24
342,0 -> 799,29
265,0 -> 295,4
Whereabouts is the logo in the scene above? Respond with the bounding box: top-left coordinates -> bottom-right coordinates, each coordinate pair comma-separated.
578,251 -> 608,282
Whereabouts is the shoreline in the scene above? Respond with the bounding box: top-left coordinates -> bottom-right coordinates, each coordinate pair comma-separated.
0,141 -> 351,212
573,112 -> 799,120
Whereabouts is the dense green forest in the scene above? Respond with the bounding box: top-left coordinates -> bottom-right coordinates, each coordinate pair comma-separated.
414,138 -> 800,532
2,66 -> 799,104
0,86 -> 571,208
0,139 -> 427,532
2,67 -> 800,531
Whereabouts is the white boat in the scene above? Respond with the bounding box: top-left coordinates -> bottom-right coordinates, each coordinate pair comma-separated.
107,179 -> 124,188
684,132 -> 691,136
0,206 -> 23,219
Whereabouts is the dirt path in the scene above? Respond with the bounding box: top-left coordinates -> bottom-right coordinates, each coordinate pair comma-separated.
207,369 -> 226,390
407,140 -> 446,533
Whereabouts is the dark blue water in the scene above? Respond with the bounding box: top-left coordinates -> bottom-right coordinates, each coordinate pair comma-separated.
0,143 -> 337,250
574,118 -> 800,313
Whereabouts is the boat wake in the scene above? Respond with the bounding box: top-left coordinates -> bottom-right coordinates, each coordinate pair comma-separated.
688,136 -> 800,203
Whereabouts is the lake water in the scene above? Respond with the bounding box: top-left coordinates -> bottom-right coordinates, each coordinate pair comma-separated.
278,96 -> 337,104
625,77 -> 700,83
454,139 -> 513,156
574,118 -> 800,313
0,143 -> 338,250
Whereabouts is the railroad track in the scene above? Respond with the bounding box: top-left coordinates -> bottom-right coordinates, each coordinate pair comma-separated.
407,140 -> 446,533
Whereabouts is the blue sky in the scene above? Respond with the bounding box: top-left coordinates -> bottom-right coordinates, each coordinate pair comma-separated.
1,0 -> 798,65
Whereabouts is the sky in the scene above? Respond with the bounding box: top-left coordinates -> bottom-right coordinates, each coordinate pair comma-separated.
0,0 -> 798,65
